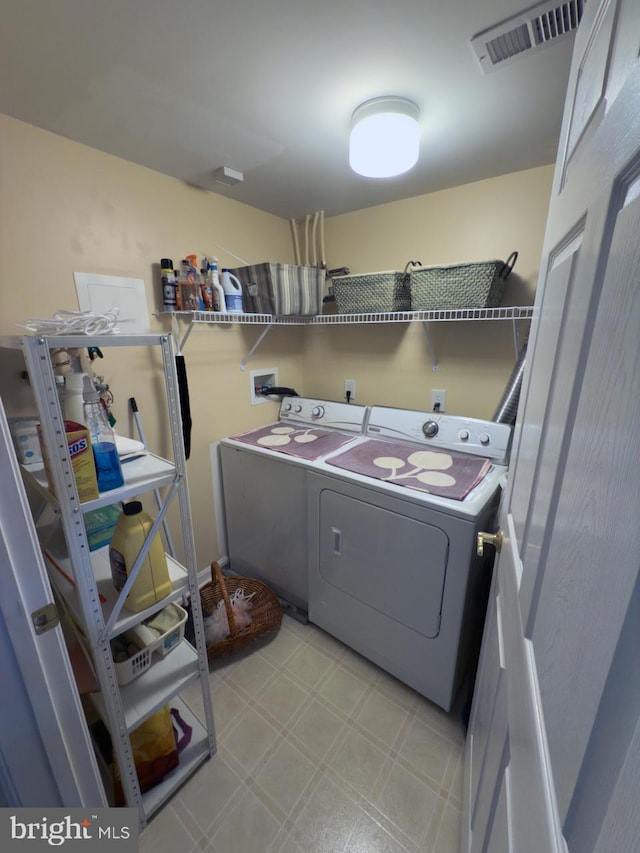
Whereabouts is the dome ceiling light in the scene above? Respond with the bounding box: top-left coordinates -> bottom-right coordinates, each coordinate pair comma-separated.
349,96 -> 420,178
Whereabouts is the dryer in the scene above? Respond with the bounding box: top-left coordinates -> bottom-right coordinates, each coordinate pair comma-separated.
308,406 -> 511,711
217,398 -> 368,618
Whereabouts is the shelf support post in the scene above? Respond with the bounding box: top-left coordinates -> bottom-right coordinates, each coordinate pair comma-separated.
241,322 -> 275,371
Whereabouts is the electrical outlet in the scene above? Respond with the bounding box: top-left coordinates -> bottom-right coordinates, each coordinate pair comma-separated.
344,379 -> 356,401
430,388 -> 446,412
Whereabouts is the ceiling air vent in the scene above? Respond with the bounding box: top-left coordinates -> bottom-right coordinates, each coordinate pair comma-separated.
471,0 -> 586,73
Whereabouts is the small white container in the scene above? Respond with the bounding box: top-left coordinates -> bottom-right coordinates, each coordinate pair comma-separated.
9,418 -> 42,465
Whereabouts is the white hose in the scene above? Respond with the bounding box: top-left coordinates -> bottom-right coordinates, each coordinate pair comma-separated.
311,211 -> 319,266
320,210 -> 326,268
290,218 -> 301,265
304,214 -> 311,265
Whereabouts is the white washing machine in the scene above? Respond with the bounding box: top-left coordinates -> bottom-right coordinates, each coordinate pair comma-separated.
217,398 -> 368,618
308,406 -> 512,711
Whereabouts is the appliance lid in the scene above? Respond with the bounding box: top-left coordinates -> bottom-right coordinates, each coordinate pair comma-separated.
325,437 -> 493,501
228,421 -> 359,461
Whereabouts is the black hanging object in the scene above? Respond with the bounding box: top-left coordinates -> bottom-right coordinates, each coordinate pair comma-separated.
175,354 -> 192,459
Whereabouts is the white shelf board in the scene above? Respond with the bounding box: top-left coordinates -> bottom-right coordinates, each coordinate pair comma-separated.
43,533 -> 190,636
25,453 -> 177,513
92,640 -> 199,731
162,305 -> 534,326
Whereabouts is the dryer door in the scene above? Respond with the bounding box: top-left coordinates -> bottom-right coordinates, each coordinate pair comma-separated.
318,488 -> 448,639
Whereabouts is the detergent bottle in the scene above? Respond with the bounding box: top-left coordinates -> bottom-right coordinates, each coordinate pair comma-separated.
109,501 -> 172,611
221,269 -> 245,313
206,257 -> 225,312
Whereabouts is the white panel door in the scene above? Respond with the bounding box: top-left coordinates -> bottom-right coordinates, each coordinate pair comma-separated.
0,397 -> 106,807
463,1 -> 640,851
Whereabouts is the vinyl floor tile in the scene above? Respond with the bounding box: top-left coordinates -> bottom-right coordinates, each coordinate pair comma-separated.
167,617 -> 464,853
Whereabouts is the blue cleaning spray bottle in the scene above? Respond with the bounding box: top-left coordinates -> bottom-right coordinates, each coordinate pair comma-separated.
82,375 -> 124,491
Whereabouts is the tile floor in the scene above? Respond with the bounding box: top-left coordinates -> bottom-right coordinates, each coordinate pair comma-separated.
140,615 -> 466,853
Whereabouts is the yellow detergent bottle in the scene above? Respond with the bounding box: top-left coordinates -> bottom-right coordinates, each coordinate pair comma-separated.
109,501 -> 172,611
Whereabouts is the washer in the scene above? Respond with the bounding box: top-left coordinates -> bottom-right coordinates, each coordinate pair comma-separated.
308,406 -> 512,711
217,397 -> 368,618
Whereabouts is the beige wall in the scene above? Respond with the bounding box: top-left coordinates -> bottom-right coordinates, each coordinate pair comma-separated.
303,166 -> 553,414
0,113 -> 553,568
0,114 -> 301,567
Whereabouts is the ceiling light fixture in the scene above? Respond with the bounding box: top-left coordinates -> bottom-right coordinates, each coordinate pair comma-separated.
349,96 -> 420,178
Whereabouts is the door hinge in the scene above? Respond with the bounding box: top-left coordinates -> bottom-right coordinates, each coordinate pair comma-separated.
31,603 -> 60,635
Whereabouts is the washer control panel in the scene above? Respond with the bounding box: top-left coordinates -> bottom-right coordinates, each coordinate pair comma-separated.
280,397 -> 368,433
366,406 -> 512,463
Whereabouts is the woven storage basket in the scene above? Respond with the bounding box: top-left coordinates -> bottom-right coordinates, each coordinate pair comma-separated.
200,562 -> 283,659
226,262 -> 324,315
409,251 -> 518,310
332,270 -> 411,314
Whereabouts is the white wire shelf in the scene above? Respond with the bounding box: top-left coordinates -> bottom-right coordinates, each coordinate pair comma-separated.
162,306 -> 534,326
162,306 -> 534,370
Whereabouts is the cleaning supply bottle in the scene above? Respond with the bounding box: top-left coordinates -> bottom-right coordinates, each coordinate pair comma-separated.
64,372 -> 89,424
109,501 -> 172,611
221,269 -> 245,313
82,375 -> 124,492
161,258 -> 177,311
206,257 -> 225,312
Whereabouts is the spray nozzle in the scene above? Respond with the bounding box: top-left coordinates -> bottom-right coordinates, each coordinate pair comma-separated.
82,374 -> 100,403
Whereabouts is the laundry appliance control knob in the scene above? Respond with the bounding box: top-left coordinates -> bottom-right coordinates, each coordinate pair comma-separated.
479,433 -> 491,446
294,405 -> 303,413
422,420 -> 439,438
283,403 -> 292,411
459,430 -> 470,441
312,406 -> 325,418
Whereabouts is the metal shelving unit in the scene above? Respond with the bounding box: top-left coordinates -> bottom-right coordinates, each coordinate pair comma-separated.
163,306 -> 534,370
9,332 -> 216,828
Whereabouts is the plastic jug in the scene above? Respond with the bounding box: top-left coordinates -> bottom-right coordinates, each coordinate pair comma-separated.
221,270 -> 244,314
64,372 -> 90,424
109,501 -> 172,612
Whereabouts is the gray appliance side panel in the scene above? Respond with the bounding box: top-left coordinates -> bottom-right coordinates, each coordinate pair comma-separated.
308,471 -> 494,711
220,444 -> 308,610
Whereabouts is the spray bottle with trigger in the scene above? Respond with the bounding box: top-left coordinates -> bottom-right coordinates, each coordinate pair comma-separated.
205,257 -> 225,312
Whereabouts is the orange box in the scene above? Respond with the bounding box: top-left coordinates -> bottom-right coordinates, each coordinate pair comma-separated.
39,420 -> 99,503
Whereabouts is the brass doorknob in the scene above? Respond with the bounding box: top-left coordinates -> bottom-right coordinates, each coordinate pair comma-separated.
477,529 -> 504,556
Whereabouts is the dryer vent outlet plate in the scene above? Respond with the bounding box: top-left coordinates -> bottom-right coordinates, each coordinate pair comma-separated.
250,367 -> 279,405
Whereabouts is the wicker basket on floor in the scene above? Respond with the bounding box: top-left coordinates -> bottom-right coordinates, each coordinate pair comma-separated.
200,562 -> 283,659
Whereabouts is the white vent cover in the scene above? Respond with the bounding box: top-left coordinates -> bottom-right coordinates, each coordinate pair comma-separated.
471,0 -> 586,73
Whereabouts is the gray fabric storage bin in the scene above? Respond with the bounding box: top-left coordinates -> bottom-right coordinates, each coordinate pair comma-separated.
227,263 -> 325,316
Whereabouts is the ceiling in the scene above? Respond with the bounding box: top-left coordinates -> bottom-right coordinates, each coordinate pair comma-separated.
0,0 -> 577,220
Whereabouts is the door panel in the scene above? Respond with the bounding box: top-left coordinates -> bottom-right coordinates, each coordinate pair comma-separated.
509,238 -> 581,553
463,3 -> 640,851
499,516 -> 564,852
484,766 -> 512,853
530,188 -> 640,821
561,0 -> 616,181
468,585 -> 503,810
